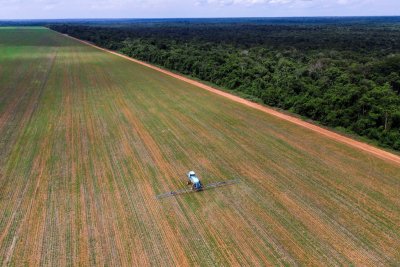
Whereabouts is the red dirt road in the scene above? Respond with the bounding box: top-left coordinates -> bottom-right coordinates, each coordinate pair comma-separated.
62,33 -> 400,166
3,28 -> 400,265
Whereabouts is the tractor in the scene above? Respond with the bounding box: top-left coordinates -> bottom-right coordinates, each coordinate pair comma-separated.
187,171 -> 203,191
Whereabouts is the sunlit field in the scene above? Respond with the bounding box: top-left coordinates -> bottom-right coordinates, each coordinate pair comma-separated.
1,27 -> 399,266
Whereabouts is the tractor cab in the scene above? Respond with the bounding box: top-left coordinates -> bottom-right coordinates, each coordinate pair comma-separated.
187,171 -> 203,191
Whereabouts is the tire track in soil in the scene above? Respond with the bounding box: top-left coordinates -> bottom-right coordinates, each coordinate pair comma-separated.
176,93 -> 400,264
87,52 -> 223,265
239,160 -> 390,265
74,50 -> 191,266
112,79 -> 295,265
126,88 -> 293,265
98,50 -> 400,265
112,86 -> 220,266
3,28 -> 399,266
0,50 -> 58,266
60,32 -> 400,166
66,44 -> 92,267
84,58 -> 172,265
235,125 -> 400,259
119,104 -> 191,265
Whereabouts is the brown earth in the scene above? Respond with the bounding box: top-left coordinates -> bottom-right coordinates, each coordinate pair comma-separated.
61,32 -> 400,166
1,28 -> 400,266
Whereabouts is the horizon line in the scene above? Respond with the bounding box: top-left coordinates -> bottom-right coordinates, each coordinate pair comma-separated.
1,15 -> 400,21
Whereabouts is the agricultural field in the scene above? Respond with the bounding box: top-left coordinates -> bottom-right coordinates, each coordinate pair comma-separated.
0,27 -> 400,266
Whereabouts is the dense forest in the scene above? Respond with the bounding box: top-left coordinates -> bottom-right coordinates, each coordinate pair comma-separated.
50,18 -> 400,150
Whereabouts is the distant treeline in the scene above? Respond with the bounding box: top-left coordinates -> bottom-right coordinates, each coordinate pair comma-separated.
50,20 -> 400,150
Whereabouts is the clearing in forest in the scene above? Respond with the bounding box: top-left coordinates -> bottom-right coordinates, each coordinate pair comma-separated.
0,27 -> 399,266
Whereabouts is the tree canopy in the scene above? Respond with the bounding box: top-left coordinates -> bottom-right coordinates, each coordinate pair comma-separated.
50,18 -> 400,150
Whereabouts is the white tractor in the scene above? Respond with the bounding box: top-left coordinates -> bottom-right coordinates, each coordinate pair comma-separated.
187,171 -> 203,191
156,171 -> 238,199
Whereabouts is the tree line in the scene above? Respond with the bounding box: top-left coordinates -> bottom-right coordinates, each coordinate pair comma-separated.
50,19 -> 400,150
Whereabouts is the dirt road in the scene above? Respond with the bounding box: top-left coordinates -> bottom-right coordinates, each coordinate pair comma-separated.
60,32 -> 400,166
3,28 -> 400,266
